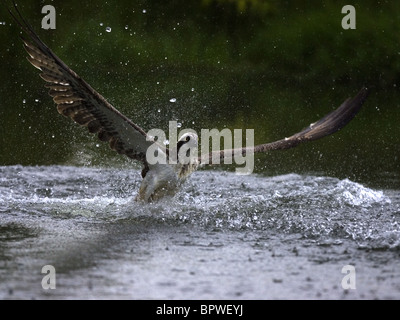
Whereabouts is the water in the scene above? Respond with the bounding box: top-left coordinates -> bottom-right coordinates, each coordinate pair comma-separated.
1,165 -> 399,299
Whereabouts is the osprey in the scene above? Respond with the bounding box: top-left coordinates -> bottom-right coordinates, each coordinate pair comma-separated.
8,4 -> 369,202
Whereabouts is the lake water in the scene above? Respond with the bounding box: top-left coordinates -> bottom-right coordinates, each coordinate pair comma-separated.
0,165 -> 399,299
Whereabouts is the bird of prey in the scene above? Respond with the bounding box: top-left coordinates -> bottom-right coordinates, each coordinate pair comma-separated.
8,4 -> 369,202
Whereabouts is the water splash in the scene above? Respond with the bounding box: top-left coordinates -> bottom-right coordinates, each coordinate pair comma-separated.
0,166 -> 398,250
335,179 -> 391,207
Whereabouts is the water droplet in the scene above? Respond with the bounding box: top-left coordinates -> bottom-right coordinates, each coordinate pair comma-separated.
22,99 -> 26,104
164,139 -> 170,145
191,88 -> 195,92
96,144 -> 100,148
99,23 -> 103,26
142,9 -> 147,14
157,109 -> 161,113
177,122 -> 182,128
51,134 -> 55,138
156,81 -> 160,85
169,98 -> 176,103
34,99 -> 39,102
106,27 -> 112,32
165,56 -> 168,60
125,25 -> 129,30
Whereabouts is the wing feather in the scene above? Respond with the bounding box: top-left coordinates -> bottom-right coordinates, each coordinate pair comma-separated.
201,88 -> 369,163
9,4 -> 158,164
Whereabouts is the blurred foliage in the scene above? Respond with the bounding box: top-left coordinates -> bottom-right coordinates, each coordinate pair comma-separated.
0,0 -> 399,188
1,0 -> 397,86
202,0 -> 277,15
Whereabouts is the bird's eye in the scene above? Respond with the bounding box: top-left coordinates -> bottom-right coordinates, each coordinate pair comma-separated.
186,136 -> 190,142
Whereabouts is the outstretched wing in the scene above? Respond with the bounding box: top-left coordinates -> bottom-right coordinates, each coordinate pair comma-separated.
201,87 -> 369,163
9,3 -> 157,164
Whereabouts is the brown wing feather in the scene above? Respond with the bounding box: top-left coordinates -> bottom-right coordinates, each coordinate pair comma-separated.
201,87 -> 369,163
9,4 -> 158,164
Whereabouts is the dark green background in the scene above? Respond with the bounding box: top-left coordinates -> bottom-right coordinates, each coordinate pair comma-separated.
0,0 -> 399,188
